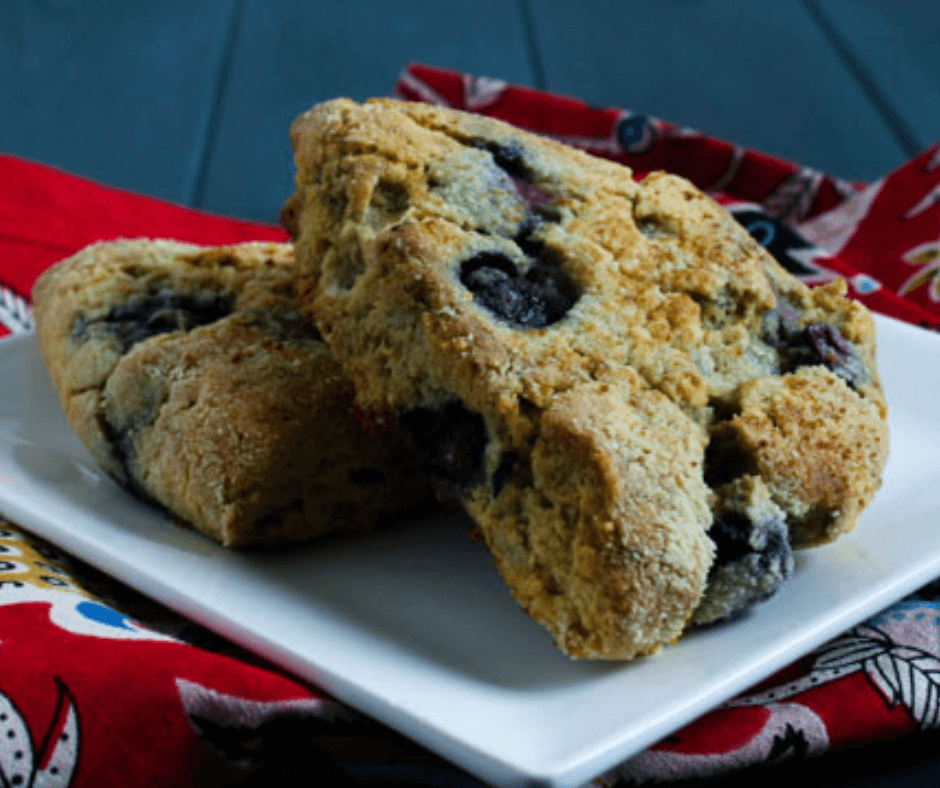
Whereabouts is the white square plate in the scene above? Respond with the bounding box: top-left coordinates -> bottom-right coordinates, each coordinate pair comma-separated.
0,315 -> 938,788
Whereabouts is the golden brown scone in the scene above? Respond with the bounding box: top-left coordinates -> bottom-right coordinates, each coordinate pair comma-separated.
32,238 -> 431,548
285,98 -> 889,659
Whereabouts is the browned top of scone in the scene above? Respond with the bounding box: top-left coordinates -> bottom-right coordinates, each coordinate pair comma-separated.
33,239 -> 308,432
289,101 -> 877,402
32,238 -> 430,547
287,97 -> 886,502
285,98 -> 889,657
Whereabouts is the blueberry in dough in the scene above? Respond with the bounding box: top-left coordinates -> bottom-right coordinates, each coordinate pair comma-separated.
473,139 -> 531,181
73,289 -> 233,352
693,478 -> 794,625
798,323 -> 867,387
399,401 -> 488,495
459,250 -> 578,328
763,308 -> 866,388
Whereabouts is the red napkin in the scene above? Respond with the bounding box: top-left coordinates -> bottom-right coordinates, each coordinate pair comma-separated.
0,154 -> 287,334
0,63 -> 940,786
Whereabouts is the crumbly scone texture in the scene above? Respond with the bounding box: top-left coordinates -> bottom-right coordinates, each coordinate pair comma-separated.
32,238 -> 430,548
286,98 -> 890,659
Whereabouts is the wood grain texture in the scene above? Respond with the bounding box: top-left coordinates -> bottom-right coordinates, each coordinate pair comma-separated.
811,0 -> 940,159
528,0 -> 908,181
0,0 -> 238,204
196,0 -> 537,221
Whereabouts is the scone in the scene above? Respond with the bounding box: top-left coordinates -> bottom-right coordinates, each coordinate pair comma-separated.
284,98 -> 889,660
32,238 -> 431,548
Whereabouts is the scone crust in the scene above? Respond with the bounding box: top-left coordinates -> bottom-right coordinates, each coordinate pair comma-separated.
33,238 -> 429,548
286,98 -> 889,658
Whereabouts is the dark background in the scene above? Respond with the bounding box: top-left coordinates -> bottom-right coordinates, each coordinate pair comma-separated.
4,1 -> 940,785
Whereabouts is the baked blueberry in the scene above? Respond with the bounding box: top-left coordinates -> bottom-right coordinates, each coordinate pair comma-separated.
459,251 -> 578,328
474,139 -> 531,181
798,323 -> 867,387
764,308 -> 867,388
399,401 -> 488,497
73,290 -> 233,352
694,478 -> 794,624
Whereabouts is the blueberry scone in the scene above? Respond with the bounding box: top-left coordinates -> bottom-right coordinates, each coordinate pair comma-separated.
32,238 -> 431,548
285,98 -> 889,659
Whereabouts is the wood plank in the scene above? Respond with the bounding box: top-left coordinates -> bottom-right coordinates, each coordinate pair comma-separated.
811,0 -> 940,159
528,0 -> 908,181
0,0 -> 238,204
197,0 -> 537,222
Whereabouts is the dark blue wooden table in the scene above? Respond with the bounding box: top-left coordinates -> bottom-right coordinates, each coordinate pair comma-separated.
3,1 -> 939,785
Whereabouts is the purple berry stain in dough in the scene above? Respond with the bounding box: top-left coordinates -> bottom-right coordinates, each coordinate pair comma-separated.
72,289 -> 233,352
